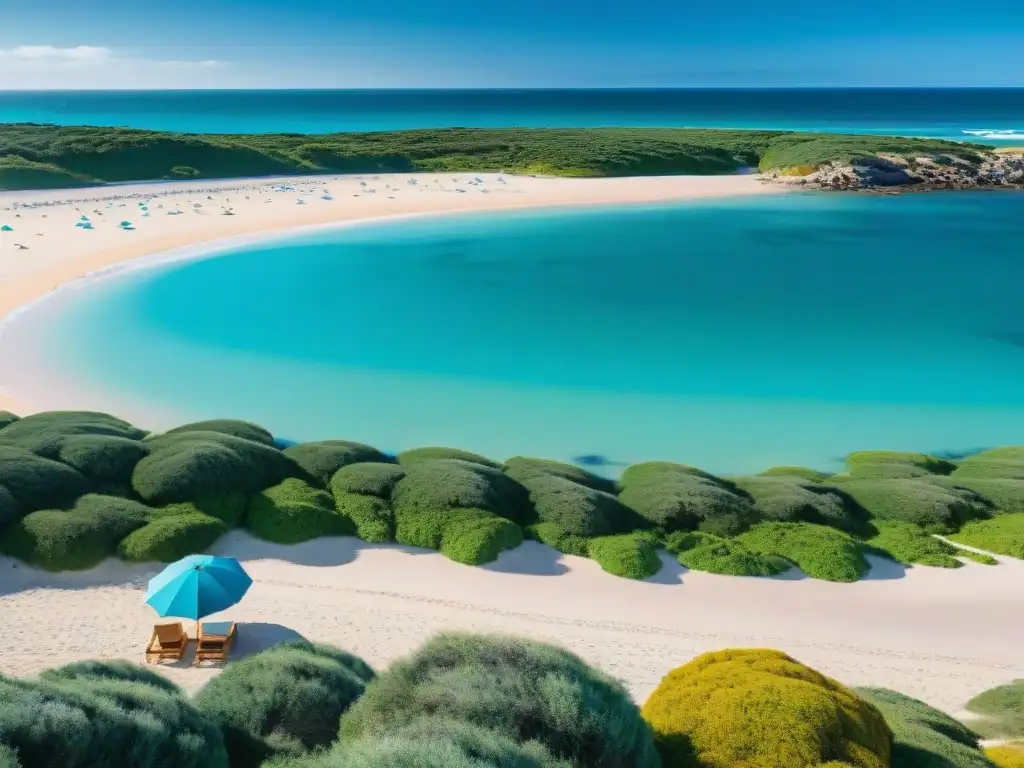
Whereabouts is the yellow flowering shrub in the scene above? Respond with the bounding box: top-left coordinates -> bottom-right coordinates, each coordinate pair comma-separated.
640,649 -> 892,768
987,743 -> 1024,768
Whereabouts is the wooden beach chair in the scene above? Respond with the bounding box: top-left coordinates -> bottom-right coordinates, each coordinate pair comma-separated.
145,621 -> 188,663
194,621 -> 237,666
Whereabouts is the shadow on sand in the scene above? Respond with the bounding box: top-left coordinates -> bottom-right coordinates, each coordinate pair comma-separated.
483,541 -> 570,576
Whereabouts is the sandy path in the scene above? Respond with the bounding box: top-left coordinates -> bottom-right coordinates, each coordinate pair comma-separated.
2,531 -> 1022,712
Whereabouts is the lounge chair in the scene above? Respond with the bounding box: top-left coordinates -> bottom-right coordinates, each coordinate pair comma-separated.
194,621 -> 237,665
145,622 -> 188,663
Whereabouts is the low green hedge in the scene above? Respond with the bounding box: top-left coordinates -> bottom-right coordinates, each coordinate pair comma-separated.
0,411 -> 19,430
950,514 -> 1024,558
1,494 -> 152,570
865,520 -> 967,568
951,447 -> 1024,480
330,462 -> 406,498
736,522 -> 870,582
667,531 -> 788,577
834,478 -> 990,533
158,491 -> 250,526
0,484 -> 24,536
247,478 -> 353,544
524,522 -> 591,557
118,512 -> 228,562
845,450 -> 956,480
0,445 -> 91,511
928,476 -> 1024,515
520,473 -> 639,536
0,410 -> 145,458
285,441 -> 391,486
504,456 -> 615,493
55,434 -> 150,484
587,534 -> 661,579
728,475 -> 871,535
160,419 -> 275,446
756,465 -> 830,482
396,447 -> 500,469
334,492 -> 394,542
394,504 -> 522,565
964,679 -> 1024,740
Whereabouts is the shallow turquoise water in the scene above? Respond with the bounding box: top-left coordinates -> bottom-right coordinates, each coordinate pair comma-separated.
5,192 -> 1024,474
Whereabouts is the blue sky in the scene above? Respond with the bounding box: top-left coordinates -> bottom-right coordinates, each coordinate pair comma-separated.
2,0 -> 1023,88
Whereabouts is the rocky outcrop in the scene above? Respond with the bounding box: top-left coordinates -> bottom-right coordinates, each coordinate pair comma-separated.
764,151 -> 1024,192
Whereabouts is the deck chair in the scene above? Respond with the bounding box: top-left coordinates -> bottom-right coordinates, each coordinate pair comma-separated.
194,621 -> 237,665
146,622 -> 188,663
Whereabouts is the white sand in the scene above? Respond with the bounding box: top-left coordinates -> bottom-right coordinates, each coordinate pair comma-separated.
0,171 -> 772,415
2,532 -> 1022,712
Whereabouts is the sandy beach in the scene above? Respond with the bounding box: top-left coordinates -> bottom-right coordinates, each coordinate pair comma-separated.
3,532 -> 1023,714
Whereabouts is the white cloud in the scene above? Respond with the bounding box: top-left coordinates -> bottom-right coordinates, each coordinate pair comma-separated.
0,45 -> 228,88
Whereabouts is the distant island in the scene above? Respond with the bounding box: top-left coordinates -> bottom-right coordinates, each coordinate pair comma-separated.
2,123 -> 1022,191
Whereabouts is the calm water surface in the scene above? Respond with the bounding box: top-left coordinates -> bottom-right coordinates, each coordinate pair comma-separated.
4,192 -> 1024,474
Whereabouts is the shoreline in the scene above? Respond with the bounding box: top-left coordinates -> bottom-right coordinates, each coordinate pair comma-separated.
0,171 -> 778,415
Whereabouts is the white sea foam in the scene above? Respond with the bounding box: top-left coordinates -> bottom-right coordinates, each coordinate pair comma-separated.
962,129 -> 1024,141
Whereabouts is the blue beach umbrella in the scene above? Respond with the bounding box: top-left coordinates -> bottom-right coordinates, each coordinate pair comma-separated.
1,225 -> 12,232
145,554 -> 252,625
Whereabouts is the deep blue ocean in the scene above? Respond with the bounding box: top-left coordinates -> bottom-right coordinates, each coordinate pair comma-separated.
2,89 -> 1024,142
5,192 -> 1024,475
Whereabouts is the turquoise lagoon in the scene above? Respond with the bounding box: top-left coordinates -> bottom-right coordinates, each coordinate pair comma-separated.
3,192 -> 1024,475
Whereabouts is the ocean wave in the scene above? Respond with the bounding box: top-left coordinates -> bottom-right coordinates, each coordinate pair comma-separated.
962,129 -> 1024,141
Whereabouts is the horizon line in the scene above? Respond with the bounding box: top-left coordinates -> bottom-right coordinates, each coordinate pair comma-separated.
3,86 -> 1024,93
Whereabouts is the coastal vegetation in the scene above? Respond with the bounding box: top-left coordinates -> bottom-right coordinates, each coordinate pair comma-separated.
0,632 -> 1004,768
1,411 -> 1022,580
0,123 -> 999,189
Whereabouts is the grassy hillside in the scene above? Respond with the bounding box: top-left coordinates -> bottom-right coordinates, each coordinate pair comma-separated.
0,123 -> 991,189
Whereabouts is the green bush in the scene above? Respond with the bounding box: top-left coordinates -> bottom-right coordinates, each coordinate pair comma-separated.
118,512 -> 228,562
285,441 -> 391,486
334,492 -> 394,542
856,687 -> 993,768
0,669 -> 228,767
0,445 -> 90,511
159,419 -> 275,446
0,410 -> 145,458
757,465 -> 830,482
56,434 -> 150,483
0,411 -> 18,430
132,431 -> 298,504
864,520 -> 970,568
330,462 -> 406,498
641,649 -> 892,768
618,462 -> 757,535
525,522 -> 591,556
587,534 -> 661,579
965,679 -> 1024,740
157,491 -> 249,526
950,514 -> 1024,558
504,456 -> 615,493
928,476 -> 1024,514
729,476 -> 871,535
845,451 -> 956,480
193,640 -> 374,768
737,522 -> 870,582
394,503 -> 521,564
952,447 -> 1024,480
392,459 -> 528,522
0,484 -> 24,535
835,479 -> 990,533
667,531 -> 788,577
340,632 -> 660,767
397,446 -> 500,469
2,494 -> 152,570
520,473 -> 638,536
247,478 -> 353,544
38,659 -> 182,694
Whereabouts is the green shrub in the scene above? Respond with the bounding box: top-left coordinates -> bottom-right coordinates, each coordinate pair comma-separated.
156,490 -> 249,526
340,632 -> 660,767
132,431 -> 298,504
836,479 -> 990,533
618,462 -> 757,535
160,419 -> 275,446
56,434 -> 150,483
524,522 -> 591,557
757,466 -> 830,482
193,641 -> 374,768
39,659 -> 182,694
285,441 -> 391,486
397,446 -> 500,469
950,514 -> 1024,558
737,522 -> 870,582
330,462 -> 406,498
0,484 -> 24,535
0,670 -> 228,767
392,459 -> 529,523
334,492 -> 393,542
856,687 -> 993,768
440,513 -> 523,565
845,451 -> 956,479
729,476 -> 871,535
669,531 -> 788,577
0,410 -> 145,458
2,494 -> 152,570
587,534 -> 661,579
0,445 -> 90,511
118,512 -> 228,562
952,447 -> 1024,480
520,473 -> 638,536
987,744 -> 1024,768
965,679 -> 1024,739
504,456 -> 615,493
0,411 -> 18,430
0,743 -> 19,768
247,478 -> 353,544
641,649 -> 892,768
928,476 -> 1024,515
865,520 -> 968,568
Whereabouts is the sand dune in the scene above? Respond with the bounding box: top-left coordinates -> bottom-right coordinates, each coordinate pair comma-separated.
2,530 -> 1022,712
